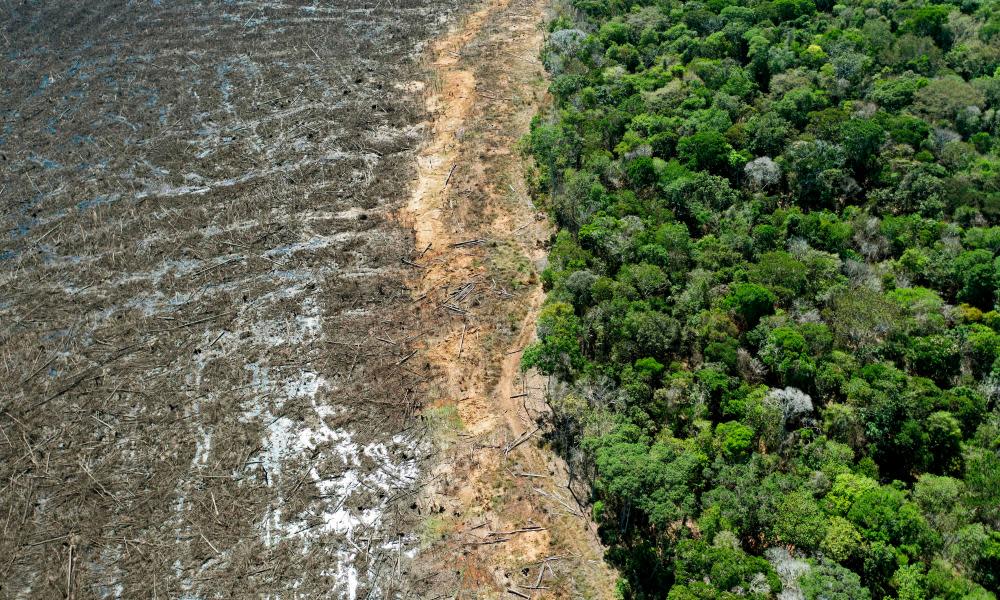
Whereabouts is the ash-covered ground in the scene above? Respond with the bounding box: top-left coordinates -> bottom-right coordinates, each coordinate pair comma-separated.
0,1 -> 459,597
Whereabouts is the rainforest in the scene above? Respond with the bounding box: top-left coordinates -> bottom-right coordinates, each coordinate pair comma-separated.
525,0 -> 1000,597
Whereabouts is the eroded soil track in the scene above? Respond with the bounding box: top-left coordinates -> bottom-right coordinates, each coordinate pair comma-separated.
401,0 -> 617,596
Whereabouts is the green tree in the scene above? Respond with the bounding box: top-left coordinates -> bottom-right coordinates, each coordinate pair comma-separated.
774,490 -> 828,550
906,335 -> 960,386
744,112 -> 793,156
761,326 -> 817,389
891,563 -> 927,600
847,486 -> 937,550
913,77 -> 985,124
924,411 -> 964,476
521,302 -> 586,377
722,283 -> 776,330
677,130 -> 733,175
619,308 -> 680,363
782,140 -> 849,207
821,516 -> 864,563
749,251 -> 808,301
673,538 -> 780,596
716,421 -> 754,461
825,287 -> 900,354
953,250 -> 997,309
901,5 -> 953,49
800,560 -> 871,600
868,72 -> 930,111
912,475 -> 969,535
771,0 -> 816,22
840,119 -> 885,181
527,1 -> 1000,596
823,472 -> 879,516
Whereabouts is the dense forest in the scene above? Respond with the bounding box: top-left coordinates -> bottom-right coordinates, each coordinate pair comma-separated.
523,0 -> 1000,597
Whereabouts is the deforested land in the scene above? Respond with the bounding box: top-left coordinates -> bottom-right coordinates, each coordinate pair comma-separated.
1,1 -> 459,597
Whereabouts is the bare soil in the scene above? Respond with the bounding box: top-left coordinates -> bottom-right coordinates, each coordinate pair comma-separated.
399,0 -> 617,596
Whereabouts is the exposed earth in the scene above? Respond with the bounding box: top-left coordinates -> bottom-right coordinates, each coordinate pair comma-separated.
0,0 -> 613,598
400,0 -> 616,595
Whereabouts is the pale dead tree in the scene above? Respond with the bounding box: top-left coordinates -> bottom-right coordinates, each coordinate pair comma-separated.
853,215 -> 888,261
931,127 -> 962,150
851,100 -> 878,118
744,156 -> 781,190
788,237 -> 811,258
737,348 -> 767,384
844,258 -> 882,291
542,29 -> 588,76
624,144 -> 653,161
795,307 -> 823,324
766,547 -> 810,600
766,386 -> 815,425
983,373 -> 1000,407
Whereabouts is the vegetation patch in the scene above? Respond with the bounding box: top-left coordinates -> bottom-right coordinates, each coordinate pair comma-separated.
525,0 -> 1000,597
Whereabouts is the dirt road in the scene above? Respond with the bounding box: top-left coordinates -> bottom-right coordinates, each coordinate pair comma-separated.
400,0 -> 617,595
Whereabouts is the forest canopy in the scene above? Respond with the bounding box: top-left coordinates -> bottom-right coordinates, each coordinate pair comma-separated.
525,0 -> 1000,596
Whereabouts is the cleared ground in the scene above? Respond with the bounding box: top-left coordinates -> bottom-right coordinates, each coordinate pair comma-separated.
0,1 -> 459,597
399,0 -> 617,595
